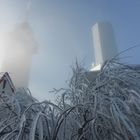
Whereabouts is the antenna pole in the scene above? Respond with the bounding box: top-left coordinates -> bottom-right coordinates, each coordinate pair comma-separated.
24,0 -> 32,21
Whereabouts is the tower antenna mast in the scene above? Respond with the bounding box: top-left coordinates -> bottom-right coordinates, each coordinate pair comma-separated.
24,0 -> 33,21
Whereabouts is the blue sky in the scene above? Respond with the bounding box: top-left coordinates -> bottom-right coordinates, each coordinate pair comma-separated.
0,0 -> 140,101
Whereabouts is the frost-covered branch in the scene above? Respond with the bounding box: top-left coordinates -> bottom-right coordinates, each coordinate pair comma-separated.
0,60 -> 140,139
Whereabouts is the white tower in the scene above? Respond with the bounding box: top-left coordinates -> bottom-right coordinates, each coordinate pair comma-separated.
0,22 -> 37,88
91,22 -> 118,71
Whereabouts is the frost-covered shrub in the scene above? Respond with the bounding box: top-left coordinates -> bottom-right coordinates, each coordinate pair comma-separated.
0,60 -> 140,140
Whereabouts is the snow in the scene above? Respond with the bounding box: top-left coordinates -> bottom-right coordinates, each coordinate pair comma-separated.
0,60 -> 140,139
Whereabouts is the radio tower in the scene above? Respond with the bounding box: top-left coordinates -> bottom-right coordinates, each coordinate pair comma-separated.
0,0 -> 37,88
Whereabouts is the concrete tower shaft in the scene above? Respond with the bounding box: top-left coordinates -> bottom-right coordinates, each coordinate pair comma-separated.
0,22 -> 38,88
92,22 -> 118,66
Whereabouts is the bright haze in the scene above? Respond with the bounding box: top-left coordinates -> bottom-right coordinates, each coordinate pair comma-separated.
0,0 -> 140,101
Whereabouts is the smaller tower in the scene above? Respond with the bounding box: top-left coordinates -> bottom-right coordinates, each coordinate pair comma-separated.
91,22 -> 118,71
